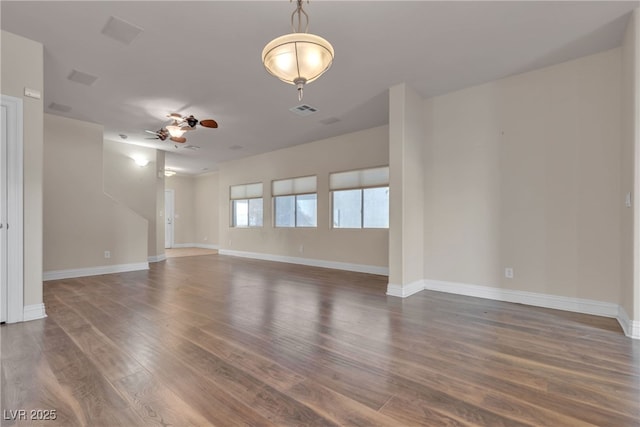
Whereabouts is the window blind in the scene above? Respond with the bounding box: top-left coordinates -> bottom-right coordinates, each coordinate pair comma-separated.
230,182 -> 263,200
329,166 -> 389,190
272,175 -> 317,196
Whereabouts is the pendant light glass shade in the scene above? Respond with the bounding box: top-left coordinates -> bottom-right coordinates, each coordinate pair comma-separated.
262,33 -> 334,86
262,0 -> 334,100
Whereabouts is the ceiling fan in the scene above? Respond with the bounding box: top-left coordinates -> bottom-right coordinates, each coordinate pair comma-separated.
145,113 -> 218,145
144,128 -> 187,144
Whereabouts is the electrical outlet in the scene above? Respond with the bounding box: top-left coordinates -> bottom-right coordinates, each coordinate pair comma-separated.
104,251 -> 111,259
505,267 -> 514,279
299,244 -> 304,254
203,236 -> 208,241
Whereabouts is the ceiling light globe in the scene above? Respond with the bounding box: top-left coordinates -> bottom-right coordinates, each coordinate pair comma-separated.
166,124 -> 186,138
262,32 -> 334,85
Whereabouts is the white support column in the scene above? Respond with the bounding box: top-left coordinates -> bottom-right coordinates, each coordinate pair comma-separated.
387,83 -> 426,297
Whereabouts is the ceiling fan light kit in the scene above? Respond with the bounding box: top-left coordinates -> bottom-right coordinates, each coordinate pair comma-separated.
262,0 -> 334,101
146,113 -> 218,146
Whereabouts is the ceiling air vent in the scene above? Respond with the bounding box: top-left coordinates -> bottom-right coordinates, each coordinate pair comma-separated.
289,104 -> 318,117
101,16 -> 144,46
48,102 -> 72,112
68,69 -> 99,86
319,117 -> 341,125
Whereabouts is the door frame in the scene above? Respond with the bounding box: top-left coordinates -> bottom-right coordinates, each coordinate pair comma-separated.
164,189 -> 175,249
1,95 -> 24,323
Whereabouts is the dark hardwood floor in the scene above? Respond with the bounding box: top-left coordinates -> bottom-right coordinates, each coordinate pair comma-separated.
2,254 -> 640,426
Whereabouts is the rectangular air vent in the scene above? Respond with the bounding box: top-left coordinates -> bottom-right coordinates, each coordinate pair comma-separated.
320,117 -> 341,125
289,104 -> 318,117
101,16 -> 144,45
48,102 -> 72,112
68,69 -> 99,86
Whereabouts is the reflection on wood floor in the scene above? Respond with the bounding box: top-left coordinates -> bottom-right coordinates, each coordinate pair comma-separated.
2,254 -> 639,426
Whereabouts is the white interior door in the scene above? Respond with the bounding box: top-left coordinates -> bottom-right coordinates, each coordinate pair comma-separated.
0,104 -> 7,323
165,189 -> 174,249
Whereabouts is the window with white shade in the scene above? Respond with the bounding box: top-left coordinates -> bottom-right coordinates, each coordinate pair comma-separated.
272,176 -> 317,227
230,182 -> 263,227
330,166 -> 389,229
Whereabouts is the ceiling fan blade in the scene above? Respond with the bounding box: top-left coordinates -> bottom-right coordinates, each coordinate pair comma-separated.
199,119 -> 218,128
170,136 -> 187,143
145,130 -> 159,135
145,137 -> 159,140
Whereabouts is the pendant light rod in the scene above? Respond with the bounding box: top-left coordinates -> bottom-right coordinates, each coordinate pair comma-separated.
291,0 -> 309,33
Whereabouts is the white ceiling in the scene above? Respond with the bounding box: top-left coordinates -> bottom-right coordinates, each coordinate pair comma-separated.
2,1 -> 638,174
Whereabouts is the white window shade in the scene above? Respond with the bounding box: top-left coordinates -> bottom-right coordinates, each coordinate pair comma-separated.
230,182 -> 263,200
330,166 -> 389,190
272,176 -> 317,196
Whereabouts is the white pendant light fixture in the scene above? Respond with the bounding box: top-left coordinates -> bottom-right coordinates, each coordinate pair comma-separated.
262,0 -> 334,101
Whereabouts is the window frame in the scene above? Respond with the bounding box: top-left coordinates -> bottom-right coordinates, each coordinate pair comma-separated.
329,166 -> 389,230
272,175 -> 318,228
229,182 -> 264,228
331,186 -> 389,229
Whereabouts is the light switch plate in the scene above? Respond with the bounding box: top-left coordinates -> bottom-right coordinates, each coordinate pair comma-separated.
24,87 -> 41,99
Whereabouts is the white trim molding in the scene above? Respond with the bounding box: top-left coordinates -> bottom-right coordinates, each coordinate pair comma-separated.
196,243 -> 220,250
148,254 -> 167,263
1,95 -> 24,324
423,279 -> 621,318
23,303 -> 46,321
423,279 -> 640,339
170,243 -> 220,250
386,280 -> 425,298
618,306 -> 640,339
219,249 -> 388,276
44,262 -> 149,281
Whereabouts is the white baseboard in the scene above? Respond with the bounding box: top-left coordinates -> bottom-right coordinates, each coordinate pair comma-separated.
23,303 -> 47,321
617,306 -> 640,339
389,278 -> 638,339
218,249 -> 388,276
196,243 -> 219,250
148,254 -> 167,263
423,279 -> 621,318
170,243 -> 219,250
43,262 -> 149,281
171,243 -> 194,248
386,280 -> 425,298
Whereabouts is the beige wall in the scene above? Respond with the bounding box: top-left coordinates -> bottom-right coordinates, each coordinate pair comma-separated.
165,175 -> 196,245
103,140 -> 164,258
1,30 -> 43,306
195,172 -> 219,246
621,10 -> 640,320
43,114 -> 148,271
218,126 -> 389,268
423,48 -> 622,303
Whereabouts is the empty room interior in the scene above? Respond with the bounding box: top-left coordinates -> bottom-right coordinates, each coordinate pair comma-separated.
2,1 -> 640,426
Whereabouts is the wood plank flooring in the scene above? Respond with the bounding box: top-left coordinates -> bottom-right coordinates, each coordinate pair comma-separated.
2,254 -> 639,426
